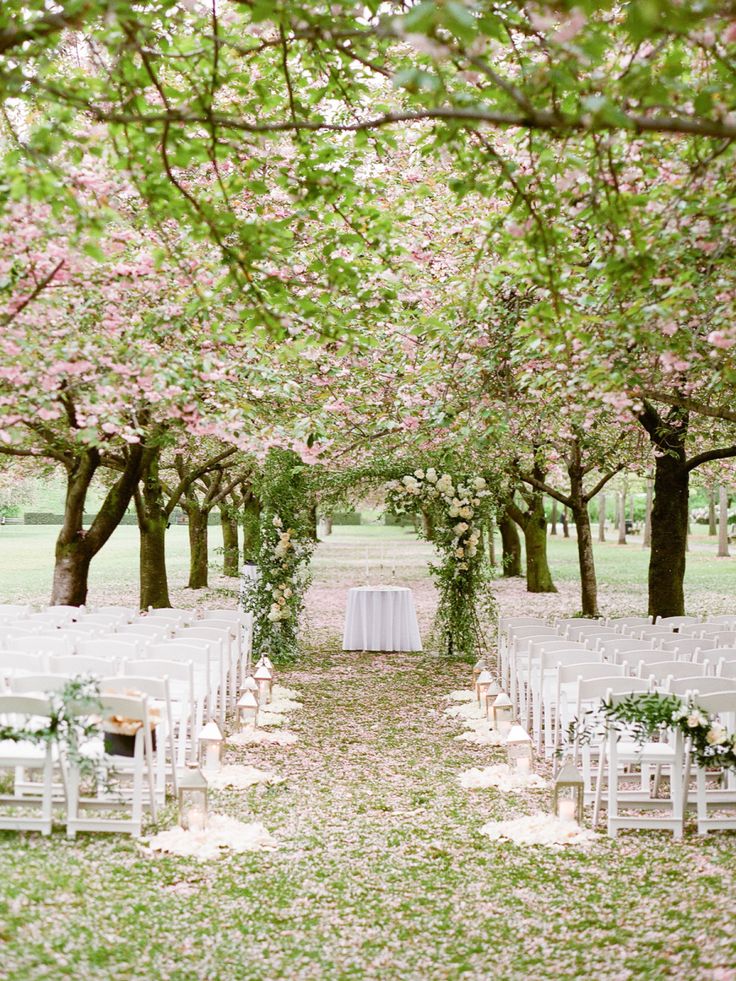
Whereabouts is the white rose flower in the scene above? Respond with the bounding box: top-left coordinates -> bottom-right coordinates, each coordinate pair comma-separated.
459,506 -> 474,519
467,545 -> 477,557
473,477 -> 487,490
272,515 -> 283,527
414,469 -> 425,479
448,505 -> 460,518
455,547 -> 465,558
453,521 -> 469,536
472,497 -> 481,506
426,468 -> 438,483
687,712 -> 706,728
283,587 -> 292,598
706,724 -> 728,745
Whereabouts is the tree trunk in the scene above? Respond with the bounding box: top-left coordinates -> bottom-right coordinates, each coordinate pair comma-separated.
51,445 -> 143,606
708,486 -> 717,536
498,512 -> 522,577
136,451 -> 171,610
220,506 -> 240,577
561,508 -> 569,538
648,453 -> 689,618
550,499 -> 558,536
323,515 -> 333,536
523,506 -> 557,593
643,479 -> 653,548
571,500 -> 598,616
718,485 -> 730,558
187,507 -> 209,589
421,508 -> 435,541
242,494 -> 261,561
617,492 -> 627,544
140,513 -> 171,609
598,492 -> 606,543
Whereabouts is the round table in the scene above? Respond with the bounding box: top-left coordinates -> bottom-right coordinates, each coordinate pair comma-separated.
342,586 -> 422,652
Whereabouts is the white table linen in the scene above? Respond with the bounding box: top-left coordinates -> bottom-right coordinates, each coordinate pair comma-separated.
342,586 -> 422,652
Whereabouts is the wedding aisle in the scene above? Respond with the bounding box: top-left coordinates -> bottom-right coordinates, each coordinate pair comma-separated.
0,529 -> 735,979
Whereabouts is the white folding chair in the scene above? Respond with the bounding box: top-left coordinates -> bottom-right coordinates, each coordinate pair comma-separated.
497,617 -> 547,688
174,627 -> 229,721
717,658 -> 736,680
508,626 -> 559,724
92,606 -> 136,622
9,673 -> 71,695
0,604 -> 32,620
688,692 -> 736,834
566,624 -> 615,644
79,612 -> 129,630
65,693 -> 157,837
626,625 -> 677,641
118,623 -> 172,640
639,660 -> 711,684
556,617 -> 604,633
582,631 -> 620,651
532,649 -> 604,754
553,663 -> 627,760
142,609 -> 196,629
100,675 -> 178,801
125,658 -> 199,766
27,608 -> 79,628
706,615 -> 736,627
0,695 -> 56,835
712,631 -> 736,649
597,689 -> 685,839
0,625 -> 44,646
609,647 -> 659,668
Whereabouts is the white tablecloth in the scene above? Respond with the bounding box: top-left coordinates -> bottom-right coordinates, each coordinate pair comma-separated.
342,586 -> 422,652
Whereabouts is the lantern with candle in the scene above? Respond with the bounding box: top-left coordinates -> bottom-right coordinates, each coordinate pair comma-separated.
237,689 -> 259,730
254,664 -> 273,704
198,720 -> 224,772
505,724 -> 533,775
483,680 -> 501,719
472,658 -> 487,689
491,692 -> 514,735
178,763 -> 208,831
476,669 -> 493,706
257,654 -> 274,672
552,760 -> 585,824
241,675 -> 258,697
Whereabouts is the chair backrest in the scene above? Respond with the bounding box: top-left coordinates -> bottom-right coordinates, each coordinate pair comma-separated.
689,690 -> 736,717
125,658 -> 192,686
98,692 -> 148,724
528,639 -> 585,658
100,674 -> 168,701
0,693 -> 52,720
566,625 -> 617,643
512,631 -> 560,655
712,631 -> 736,648
0,651 -> 47,676
48,655 -> 115,677
140,610 -> 192,629
78,637 -> 148,660
654,615 -> 701,628
558,662 -> 626,686
677,623 -> 708,638
93,606 -> 137,622
0,625 -> 43,643
59,624 -> 106,641
147,642 -> 212,668
192,618 -> 237,637
9,673 -> 70,694
576,676 -> 651,705
707,615 -> 736,627
629,625 -> 676,640
556,617 -> 603,630
666,677 -> 734,697
499,616 -> 545,637
27,610 -> 76,628
202,609 -> 242,622
633,649 -> 683,668
582,632 -> 620,650
597,637 -> 655,659
118,623 -> 171,638
542,650 -> 603,672
640,660 -> 707,682
717,660 -> 736,680
13,635 -> 74,657
77,613 -> 127,629
658,638 -> 702,658
507,624 -> 557,643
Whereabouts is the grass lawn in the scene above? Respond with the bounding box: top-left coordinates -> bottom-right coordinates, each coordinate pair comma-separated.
0,526 -> 734,979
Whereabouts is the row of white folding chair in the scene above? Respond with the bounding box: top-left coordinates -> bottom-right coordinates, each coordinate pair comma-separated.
497,617 -> 547,689
508,627 -> 561,724
0,691 -> 158,836
122,657 -> 202,766
534,652 -> 617,755
683,691 -> 736,834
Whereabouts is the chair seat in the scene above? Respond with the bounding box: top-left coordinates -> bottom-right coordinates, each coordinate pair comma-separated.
616,740 -> 677,760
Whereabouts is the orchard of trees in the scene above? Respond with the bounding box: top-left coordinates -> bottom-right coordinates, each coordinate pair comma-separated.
2,0 -> 736,628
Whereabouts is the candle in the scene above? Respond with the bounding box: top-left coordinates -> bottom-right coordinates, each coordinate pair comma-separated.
516,757 -> 531,776
498,720 -> 512,738
205,744 -> 219,771
558,799 -> 576,822
188,808 -> 205,832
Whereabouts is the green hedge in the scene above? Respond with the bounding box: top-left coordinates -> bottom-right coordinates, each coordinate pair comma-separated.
25,512 -> 137,525
383,513 -> 416,527
331,512 -> 362,526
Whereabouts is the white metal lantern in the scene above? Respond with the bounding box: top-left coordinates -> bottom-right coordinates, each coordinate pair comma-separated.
483,680 -> 501,719
472,658 -> 487,687
476,669 -> 493,706
491,692 -> 514,736
198,720 -> 224,772
505,724 -> 533,775
241,675 -> 259,696
237,689 -> 259,730
178,763 -> 208,831
254,664 -> 273,704
552,760 -> 585,824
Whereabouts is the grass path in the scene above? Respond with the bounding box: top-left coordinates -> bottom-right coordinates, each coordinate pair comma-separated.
0,530 -> 735,978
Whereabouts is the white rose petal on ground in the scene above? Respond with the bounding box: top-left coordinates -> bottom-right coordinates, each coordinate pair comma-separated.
480,814 -> 598,848
443,690 -> 475,702
206,765 -> 284,790
459,764 -> 547,792
228,728 -> 299,747
144,814 -> 278,860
